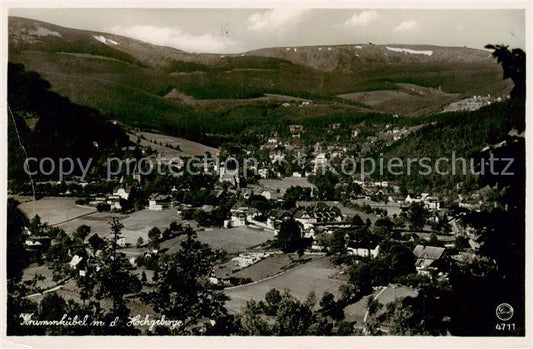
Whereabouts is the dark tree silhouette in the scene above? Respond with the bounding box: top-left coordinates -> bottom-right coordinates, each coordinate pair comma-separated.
275,219 -> 303,253
485,44 -> 525,100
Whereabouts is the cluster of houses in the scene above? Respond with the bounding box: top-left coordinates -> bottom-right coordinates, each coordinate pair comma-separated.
86,183 -> 173,212
442,94 -> 507,113
404,193 -> 441,210
224,199 -> 382,259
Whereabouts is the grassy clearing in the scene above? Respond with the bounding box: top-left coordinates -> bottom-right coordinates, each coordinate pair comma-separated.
18,197 -> 96,226
133,131 -> 220,159
21,264 -> 57,291
231,253 -> 323,281
159,226 -> 275,255
197,226 -> 275,254
224,256 -> 345,313
58,209 -> 179,246
344,285 -> 418,323
259,177 -> 316,195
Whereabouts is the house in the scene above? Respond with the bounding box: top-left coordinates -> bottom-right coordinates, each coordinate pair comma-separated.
294,210 -> 317,230
260,189 -> 283,201
87,233 -> 106,251
413,245 -> 445,275
289,124 -> 304,133
424,197 -> 441,210
313,153 -> 327,173
116,237 -> 126,248
24,239 -> 43,248
347,242 -> 380,259
106,186 -> 132,210
69,255 -> 83,269
406,193 -> 440,210
388,195 -> 404,204
219,166 -> 240,186
270,152 -> 285,164
258,168 -> 268,179
113,186 -> 130,200
246,208 -> 261,222
267,209 -> 292,231
226,202 -> 249,228
24,236 -> 51,252
148,193 -> 171,211
106,196 -> 122,211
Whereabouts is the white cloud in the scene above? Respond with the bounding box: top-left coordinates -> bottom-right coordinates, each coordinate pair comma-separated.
107,25 -> 244,53
392,20 -> 421,33
247,8 -> 310,33
340,10 -> 381,27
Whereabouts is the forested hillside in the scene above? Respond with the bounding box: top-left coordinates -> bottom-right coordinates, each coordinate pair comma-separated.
8,63 -> 128,180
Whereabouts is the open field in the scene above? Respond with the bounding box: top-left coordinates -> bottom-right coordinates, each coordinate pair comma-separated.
18,197 -> 96,225
164,88 -> 311,105
259,176 -> 316,195
59,211 -> 127,237
231,253 -> 296,281
59,208 -> 179,245
21,264 -> 57,291
132,131 -> 220,160
337,83 -> 460,116
197,226 -> 275,253
344,285 -> 418,324
215,253 -> 321,282
350,199 -> 404,217
224,256 -> 345,313
161,226 -> 275,255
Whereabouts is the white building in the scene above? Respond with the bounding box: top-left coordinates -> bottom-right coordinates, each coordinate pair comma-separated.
227,202 -> 249,227
219,166 -> 240,186
148,193 -> 171,211
113,186 -> 130,200
313,153 -> 327,174
347,244 -> 380,259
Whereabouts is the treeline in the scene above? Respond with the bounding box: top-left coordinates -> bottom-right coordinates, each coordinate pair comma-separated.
163,56 -> 291,74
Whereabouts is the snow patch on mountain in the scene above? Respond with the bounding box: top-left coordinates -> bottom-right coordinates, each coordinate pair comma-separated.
93,35 -> 119,46
386,47 -> 433,56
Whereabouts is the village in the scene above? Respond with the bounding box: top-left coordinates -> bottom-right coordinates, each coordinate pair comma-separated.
11,120 -> 498,332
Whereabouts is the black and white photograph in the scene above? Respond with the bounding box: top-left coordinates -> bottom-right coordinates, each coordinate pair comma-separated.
1,2 -> 531,347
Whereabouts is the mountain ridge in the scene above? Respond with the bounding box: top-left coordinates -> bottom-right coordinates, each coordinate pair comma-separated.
8,16 -> 512,135
9,16 -> 498,72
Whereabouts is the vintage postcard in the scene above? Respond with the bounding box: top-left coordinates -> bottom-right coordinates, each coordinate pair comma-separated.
1,1 -> 531,348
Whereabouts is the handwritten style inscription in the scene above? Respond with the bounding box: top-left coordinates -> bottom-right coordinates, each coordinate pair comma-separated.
20,313 -> 183,331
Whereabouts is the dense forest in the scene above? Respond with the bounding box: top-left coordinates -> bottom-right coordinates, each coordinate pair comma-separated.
8,63 -> 128,180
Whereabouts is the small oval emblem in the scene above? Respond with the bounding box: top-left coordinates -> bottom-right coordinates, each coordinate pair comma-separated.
496,303 -> 514,321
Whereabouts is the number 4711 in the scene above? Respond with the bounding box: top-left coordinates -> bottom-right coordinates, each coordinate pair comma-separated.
496,323 -> 515,331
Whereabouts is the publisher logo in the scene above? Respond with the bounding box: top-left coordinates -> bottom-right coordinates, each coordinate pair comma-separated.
496,303 -> 514,321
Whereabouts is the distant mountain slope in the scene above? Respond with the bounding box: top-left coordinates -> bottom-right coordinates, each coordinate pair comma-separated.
8,16 -> 513,131
374,99 -> 525,192
247,44 -> 496,72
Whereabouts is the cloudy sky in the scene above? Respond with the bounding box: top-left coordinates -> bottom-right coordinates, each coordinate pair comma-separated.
9,8 -> 525,53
